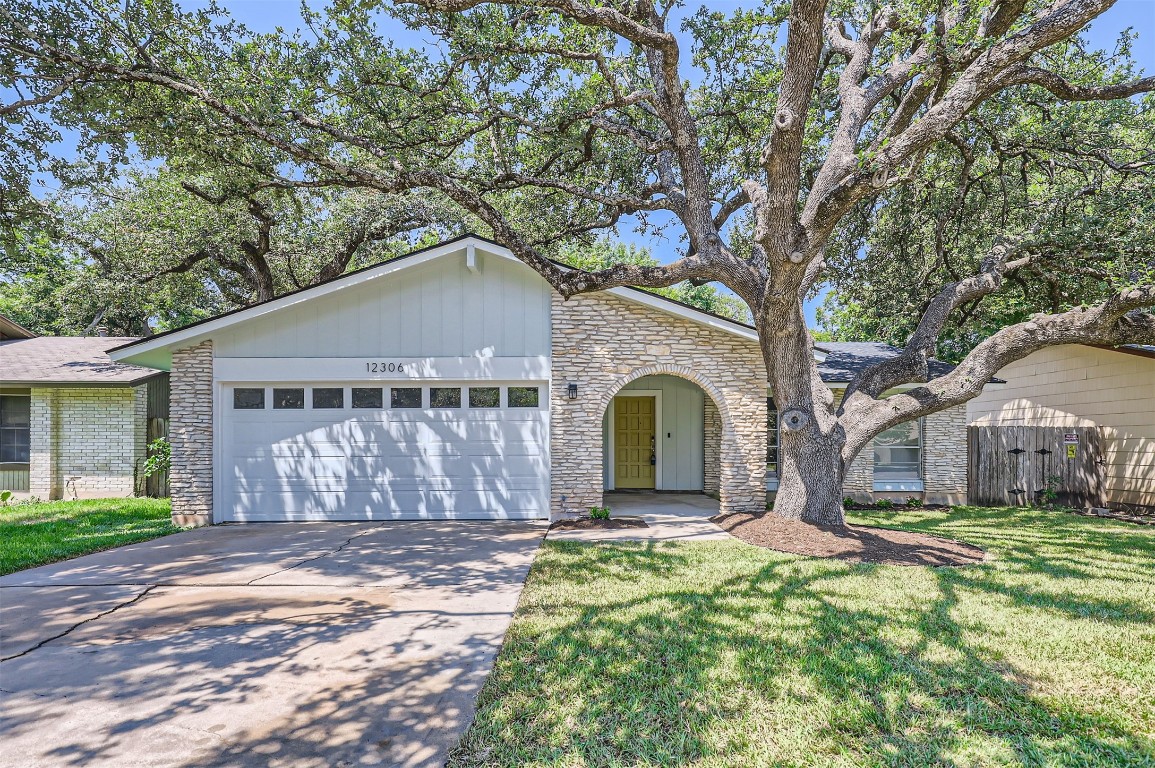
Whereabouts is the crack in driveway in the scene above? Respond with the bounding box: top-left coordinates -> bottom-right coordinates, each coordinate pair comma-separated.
245,523 -> 387,586
0,585 -> 157,663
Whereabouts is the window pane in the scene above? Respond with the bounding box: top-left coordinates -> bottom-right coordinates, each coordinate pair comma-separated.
469,387 -> 500,408
1,428 -> 30,463
391,387 -> 422,408
312,388 -> 344,409
873,420 -> 921,479
352,387 -> 383,409
273,388 -> 305,409
430,387 -> 461,408
233,388 -> 265,409
508,386 -> 539,408
0,396 -> 30,428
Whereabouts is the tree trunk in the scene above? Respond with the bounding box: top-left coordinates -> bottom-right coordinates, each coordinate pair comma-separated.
759,293 -> 849,526
773,430 -> 847,525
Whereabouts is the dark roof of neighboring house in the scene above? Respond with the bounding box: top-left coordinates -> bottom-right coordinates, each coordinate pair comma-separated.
1113,344 -> 1155,359
0,313 -> 37,340
814,341 -> 961,384
0,337 -> 163,386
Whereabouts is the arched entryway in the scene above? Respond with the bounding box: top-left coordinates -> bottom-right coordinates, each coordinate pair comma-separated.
600,373 -> 723,497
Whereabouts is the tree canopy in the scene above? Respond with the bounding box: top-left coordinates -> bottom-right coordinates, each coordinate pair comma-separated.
2,0 -> 1152,523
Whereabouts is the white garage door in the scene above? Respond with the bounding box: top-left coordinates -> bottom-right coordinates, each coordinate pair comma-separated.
220,383 -> 549,521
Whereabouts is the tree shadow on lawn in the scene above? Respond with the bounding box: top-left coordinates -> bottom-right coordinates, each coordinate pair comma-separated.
449,515 -> 1155,767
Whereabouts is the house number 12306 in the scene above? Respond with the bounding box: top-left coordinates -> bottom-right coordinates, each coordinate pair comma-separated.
366,362 -> 408,373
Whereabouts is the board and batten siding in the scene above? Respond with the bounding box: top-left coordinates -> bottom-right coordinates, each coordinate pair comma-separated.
602,374 -> 706,491
212,252 -> 552,359
967,345 -> 1155,509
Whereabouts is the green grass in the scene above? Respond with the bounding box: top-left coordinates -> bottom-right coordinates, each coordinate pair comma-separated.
0,498 -> 178,575
449,507 -> 1155,767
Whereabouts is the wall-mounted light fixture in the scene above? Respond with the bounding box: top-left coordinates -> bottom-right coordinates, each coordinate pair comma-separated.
566,383 -> 579,400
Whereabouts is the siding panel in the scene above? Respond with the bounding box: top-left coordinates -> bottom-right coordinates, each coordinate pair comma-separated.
212,254 -> 552,359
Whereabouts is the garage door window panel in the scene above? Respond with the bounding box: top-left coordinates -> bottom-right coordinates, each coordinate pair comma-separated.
430,387 -> 462,408
273,388 -> 305,409
233,388 -> 266,409
352,387 -> 383,409
508,386 -> 539,408
469,387 -> 500,408
313,388 -> 344,409
391,387 -> 422,408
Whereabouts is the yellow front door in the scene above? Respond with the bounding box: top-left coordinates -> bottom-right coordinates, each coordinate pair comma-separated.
614,396 -> 656,489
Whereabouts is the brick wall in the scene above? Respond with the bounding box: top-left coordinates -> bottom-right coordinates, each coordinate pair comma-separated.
28,386 -> 146,499
170,341 -> 214,526
550,292 -> 766,518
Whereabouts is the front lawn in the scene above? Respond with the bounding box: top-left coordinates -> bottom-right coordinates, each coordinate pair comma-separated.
0,498 -> 177,575
450,507 -> 1155,767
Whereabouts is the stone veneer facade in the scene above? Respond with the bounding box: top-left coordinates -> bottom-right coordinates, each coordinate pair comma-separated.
28,386 -> 148,499
550,292 -> 767,517
169,341 -> 214,526
702,399 -> 721,496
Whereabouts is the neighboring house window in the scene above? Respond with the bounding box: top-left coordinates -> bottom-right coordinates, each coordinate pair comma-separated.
0,394 -> 31,463
873,419 -> 923,480
767,397 -> 779,476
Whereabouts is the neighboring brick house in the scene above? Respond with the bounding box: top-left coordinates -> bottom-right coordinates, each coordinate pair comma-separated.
107,234 -> 971,526
0,320 -> 168,499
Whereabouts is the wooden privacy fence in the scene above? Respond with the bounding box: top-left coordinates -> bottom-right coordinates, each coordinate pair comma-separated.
968,426 -> 1106,508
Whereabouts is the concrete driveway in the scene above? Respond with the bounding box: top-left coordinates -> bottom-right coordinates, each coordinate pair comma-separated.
0,520 -> 546,768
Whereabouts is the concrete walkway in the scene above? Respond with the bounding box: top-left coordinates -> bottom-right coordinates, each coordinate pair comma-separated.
0,520 -> 546,768
547,492 -> 731,542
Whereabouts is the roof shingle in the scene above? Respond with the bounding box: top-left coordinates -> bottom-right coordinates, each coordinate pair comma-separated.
0,337 -> 160,386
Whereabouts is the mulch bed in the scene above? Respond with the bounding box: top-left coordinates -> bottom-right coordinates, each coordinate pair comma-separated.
711,511 -> 985,567
549,516 -> 649,531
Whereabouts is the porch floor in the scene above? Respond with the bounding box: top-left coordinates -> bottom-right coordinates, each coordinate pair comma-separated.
547,492 -> 731,543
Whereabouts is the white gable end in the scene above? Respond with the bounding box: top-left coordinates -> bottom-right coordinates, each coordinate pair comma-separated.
213,251 -> 551,359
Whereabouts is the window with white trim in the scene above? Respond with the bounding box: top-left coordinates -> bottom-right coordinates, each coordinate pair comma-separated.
873,419 -> 922,480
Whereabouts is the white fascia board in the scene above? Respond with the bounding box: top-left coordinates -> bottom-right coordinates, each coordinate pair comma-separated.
108,239 -> 481,367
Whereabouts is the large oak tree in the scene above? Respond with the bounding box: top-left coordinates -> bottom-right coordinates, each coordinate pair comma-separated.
2,0 -> 1153,524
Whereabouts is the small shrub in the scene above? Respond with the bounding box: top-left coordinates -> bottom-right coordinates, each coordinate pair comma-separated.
905,496 -> 923,508
874,498 -> 895,510
0,490 -> 11,506
143,438 -> 171,479
1036,474 -> 1063,508
843,496 -> 857,508
589,505 -> 611,520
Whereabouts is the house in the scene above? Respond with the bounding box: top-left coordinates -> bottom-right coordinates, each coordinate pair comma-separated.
968,344 -> 1155,512
107,235 -> 970,525
0,317 -> 169,499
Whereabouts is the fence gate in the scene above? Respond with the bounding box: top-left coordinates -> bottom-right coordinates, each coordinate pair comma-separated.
968,426 -> 1105,508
